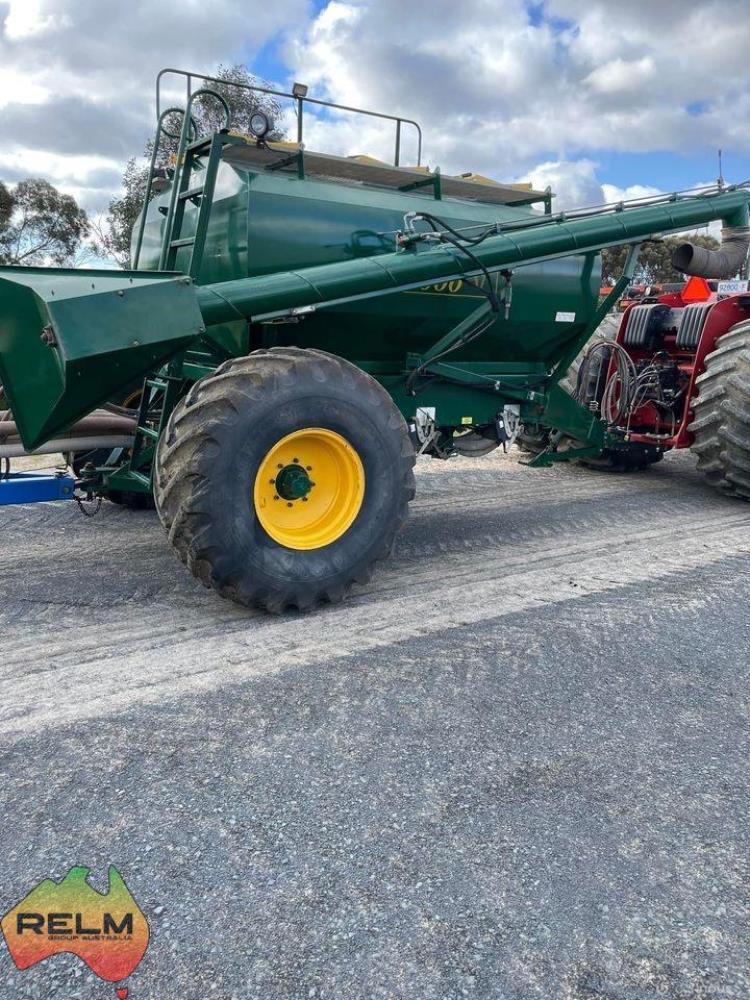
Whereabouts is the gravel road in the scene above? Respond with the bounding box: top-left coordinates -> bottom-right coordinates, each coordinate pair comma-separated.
1,448 -> 749,999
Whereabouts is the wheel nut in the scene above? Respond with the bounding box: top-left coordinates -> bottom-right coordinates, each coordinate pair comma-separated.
306,466 -> 312,471
277,463 -> 283,469
293,457 -> 299,463
269,479 -> 275,485
302,497 -> 308,502
287,502 -> 293,508
273,495 -> 279,500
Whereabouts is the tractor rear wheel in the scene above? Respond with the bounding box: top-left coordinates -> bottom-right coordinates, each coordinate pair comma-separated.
154,348 -> 415,612
689,318 -> 750,499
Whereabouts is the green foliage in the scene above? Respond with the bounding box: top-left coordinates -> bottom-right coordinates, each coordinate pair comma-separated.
601,233 -> 721,285
162,63 -> 284,155
0,180 -> 13,232
94,64 -> 284,267
91,158 -> 149,268
0,178 -> 88,266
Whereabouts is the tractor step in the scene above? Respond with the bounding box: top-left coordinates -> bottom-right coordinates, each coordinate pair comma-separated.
186,137 -> 213,154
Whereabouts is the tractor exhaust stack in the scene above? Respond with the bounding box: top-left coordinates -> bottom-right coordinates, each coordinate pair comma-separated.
672,224 -> 750,279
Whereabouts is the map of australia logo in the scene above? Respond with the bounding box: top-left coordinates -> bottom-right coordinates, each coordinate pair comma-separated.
1,866 -> 149,996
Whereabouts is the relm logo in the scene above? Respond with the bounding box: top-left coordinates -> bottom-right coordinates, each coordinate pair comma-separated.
1,866 -> 149,998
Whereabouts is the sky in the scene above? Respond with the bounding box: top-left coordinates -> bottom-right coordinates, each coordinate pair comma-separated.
1,0 -> 750,221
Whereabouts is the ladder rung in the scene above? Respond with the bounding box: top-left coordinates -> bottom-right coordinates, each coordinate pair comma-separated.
186,137 -> 212,154
170,237 -> 195,249
179,185 -> 205,202
145,378 -> 168,389
137,426 -> 160,442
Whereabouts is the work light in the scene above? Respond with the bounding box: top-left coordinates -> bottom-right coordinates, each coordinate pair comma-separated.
249,111 -> 271,138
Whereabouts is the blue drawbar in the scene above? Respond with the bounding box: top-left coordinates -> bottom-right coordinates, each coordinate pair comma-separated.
0,471 -> 75,506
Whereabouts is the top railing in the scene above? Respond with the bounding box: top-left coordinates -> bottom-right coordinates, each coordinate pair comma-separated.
156,68 -> 423,168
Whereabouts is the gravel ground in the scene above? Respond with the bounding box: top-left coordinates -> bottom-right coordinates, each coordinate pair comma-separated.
1,447 -> 749,999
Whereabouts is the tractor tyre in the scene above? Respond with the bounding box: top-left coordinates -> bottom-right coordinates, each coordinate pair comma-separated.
689,318 -> 750,500
153,347 -> 416,612
515,427 -> 549,455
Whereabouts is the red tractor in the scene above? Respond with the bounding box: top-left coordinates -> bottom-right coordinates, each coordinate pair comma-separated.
561,272 -> 750,496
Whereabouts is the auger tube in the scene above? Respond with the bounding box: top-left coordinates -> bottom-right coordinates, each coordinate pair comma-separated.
2,186 -> 750,454
195,188 -> 750,324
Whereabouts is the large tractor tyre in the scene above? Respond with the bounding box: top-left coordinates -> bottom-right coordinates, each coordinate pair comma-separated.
516,313 -> 662,472
689,318 -> 750,500
154,347 -> 416,612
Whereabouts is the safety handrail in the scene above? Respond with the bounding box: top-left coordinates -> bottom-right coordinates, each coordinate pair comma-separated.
156,67 -> 423,167
157,88 -> 232,271
403,180 -> 750,241
132,106 -> 196,269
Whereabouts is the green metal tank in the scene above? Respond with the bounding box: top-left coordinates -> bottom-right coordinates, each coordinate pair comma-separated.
134,143 -> 599,369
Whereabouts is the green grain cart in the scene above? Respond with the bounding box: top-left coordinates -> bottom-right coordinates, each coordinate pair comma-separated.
2,70 -> 749,611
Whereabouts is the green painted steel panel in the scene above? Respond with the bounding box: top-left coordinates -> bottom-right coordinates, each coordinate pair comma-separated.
188,184 -> 750,374
0,267 -> 204,450
135,156 -> 596,372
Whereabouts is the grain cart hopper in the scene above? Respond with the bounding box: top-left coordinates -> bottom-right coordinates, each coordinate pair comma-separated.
1,69 -> 750,612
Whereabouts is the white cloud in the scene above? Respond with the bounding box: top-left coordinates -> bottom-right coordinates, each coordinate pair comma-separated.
0,0 -> 308,210
278,0 -> 750,214
3,0 -> 70,40
1,0 -> 749,225
520,159 -> 604,210
0,67 -> 49,107
584,57 -> 656,96
601,183 -> 663,204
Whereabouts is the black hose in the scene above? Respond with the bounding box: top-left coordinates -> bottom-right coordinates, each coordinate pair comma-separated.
409,212 -> 501,312
413,211 -> 498,247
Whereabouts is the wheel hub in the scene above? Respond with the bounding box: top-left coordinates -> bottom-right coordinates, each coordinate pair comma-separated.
275,463 -> 312,501
253,427 -> 365,550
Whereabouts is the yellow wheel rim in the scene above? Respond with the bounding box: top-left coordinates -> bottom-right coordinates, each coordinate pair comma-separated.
253,428 -> 365,550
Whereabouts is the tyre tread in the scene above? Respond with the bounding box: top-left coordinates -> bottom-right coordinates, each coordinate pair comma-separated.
154,348 -> 415,611
690,318 -> 750,500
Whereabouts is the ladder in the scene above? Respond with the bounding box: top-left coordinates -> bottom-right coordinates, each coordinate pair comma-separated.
125,373 -> 181,489
125,89 -> 235,490
132,86 -> 233,277
159,130 -> 234,278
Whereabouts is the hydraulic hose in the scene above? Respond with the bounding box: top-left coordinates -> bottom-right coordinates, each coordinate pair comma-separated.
672,225 -> 750,278
0,435 -> 134,459
0,411 -> 136,443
